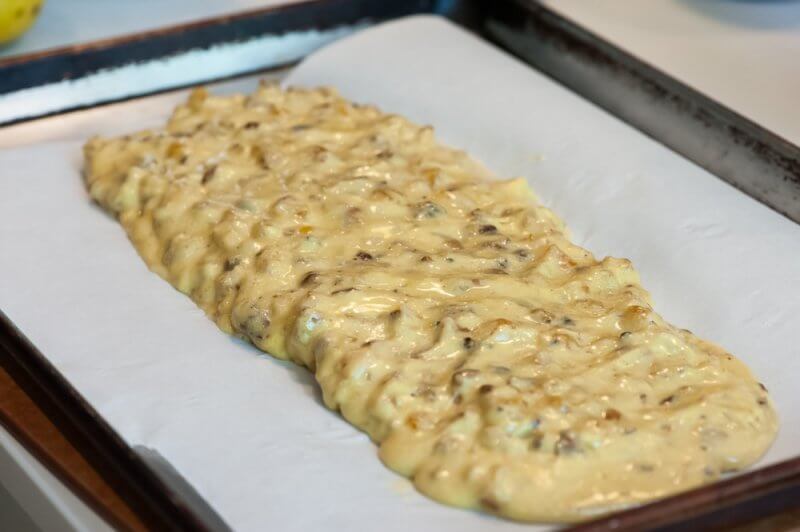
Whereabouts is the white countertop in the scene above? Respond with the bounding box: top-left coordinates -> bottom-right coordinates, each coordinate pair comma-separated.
0,0 -> 302,59
0,425 -> 110,532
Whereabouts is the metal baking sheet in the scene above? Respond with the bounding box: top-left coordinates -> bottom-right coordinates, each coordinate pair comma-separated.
0,0 -> 439,125
479,0 -> 800,224
2,12 -> 800,532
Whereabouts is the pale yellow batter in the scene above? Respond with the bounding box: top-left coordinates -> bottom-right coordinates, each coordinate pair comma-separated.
83,84 -> 778,522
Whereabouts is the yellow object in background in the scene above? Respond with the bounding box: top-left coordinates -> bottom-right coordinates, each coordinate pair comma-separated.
0,0 -> 43,44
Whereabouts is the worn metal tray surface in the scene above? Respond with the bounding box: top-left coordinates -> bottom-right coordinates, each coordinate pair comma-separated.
0,0 -> 441,125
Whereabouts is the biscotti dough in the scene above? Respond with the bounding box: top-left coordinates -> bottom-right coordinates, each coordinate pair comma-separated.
84,85 -> 778,522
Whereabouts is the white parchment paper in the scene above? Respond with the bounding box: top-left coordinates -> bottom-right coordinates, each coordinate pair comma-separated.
1,16 -> 798,532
